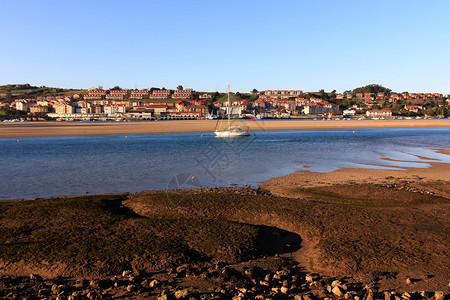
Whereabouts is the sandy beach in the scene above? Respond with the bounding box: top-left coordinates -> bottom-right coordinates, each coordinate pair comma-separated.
0,119 -> 449,138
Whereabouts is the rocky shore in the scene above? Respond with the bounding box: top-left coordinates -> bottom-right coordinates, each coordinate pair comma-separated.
1,164 -> 449,298
2,256 -> 447,300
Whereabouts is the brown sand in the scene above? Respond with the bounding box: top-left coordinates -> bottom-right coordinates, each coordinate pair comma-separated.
0,119 -> 449,137
262,149 -> 450,198
261,149 -> 450,291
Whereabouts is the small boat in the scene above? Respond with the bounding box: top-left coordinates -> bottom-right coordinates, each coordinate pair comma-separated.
214,85 -> 250,137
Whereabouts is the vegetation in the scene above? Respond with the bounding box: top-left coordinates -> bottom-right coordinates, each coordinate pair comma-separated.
352,84 -> 392,95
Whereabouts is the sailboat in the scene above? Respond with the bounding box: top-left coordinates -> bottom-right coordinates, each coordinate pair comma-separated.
214,85 -> 250,137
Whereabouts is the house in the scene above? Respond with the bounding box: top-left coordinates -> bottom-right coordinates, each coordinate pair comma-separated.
199,93 -> 212,99
16,100 -> 31,111
53,103 -> 74,114
30,105 -> 49,114
84,90 -> 106,100
103,104 -> 127,115
150,90 -> 171,99
130,89 -> 149,99
343,109 -> 356,116
366,110 -> 392,118
106,90 -> 128,100
172,89 -> 192,99
147,105 -> 168,115
405,105 -> 423,113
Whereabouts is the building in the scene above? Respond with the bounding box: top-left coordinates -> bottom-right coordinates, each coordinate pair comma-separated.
53,103 -> 74,114
30,105 -> 49,114
405,105 -> 423,113
199,93 -> 212,99
150,90 -> 171,99
84,90 -> 106,100
103,104 -> 127,115
130,89 -> 149,99
172,89 -> 192,99
106,90 -> 128,100
366,110 -> 392,118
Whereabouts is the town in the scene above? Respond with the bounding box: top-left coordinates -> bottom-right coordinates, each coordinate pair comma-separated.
0,84 -> 449,121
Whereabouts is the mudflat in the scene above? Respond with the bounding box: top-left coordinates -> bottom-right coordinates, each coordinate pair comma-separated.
0,119 -> 449,137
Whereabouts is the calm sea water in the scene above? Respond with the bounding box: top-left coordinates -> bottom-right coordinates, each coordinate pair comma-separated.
0,127 -> 449,200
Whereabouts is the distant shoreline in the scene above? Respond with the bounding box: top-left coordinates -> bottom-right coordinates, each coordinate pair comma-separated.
0,119 -> 449,138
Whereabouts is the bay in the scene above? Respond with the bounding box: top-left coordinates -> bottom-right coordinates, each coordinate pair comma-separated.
0,127 -> 449,200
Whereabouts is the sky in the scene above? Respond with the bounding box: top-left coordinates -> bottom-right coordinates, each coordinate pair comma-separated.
1,0 -> 449,93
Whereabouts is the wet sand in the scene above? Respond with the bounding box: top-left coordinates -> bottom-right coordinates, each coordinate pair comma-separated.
0,119 -> 449,137
262,149 -> 450,199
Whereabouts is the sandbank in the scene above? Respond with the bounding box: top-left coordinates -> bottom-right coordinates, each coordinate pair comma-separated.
0,119 -> 449,138
262,149 -> 450,199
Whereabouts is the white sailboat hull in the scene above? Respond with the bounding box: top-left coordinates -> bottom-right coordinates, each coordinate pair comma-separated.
214,130 -> 250,137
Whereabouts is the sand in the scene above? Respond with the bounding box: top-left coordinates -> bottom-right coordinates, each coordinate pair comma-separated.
0,118 -> 449,137
262,149 -> 450,199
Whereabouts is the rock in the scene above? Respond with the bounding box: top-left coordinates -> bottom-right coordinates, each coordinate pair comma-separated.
271,287 -> 280,294
75,279 -> 86,288
51,284 -> 60,295
280,286 -> 289,294
126,284 -> 135,292
176,264 -> 189,274
29,273 -> 41,281
175,288 -> 189,299
303,294 -> 313,300
122,270 -> 132,277
264,274 -> 272,282
86,291 -> 98,300
332,280 -> 341,288
434,291 -> 444,300
332,286 -> 344,297
68,292 -> 80,300
277,269 -> 289,276
294,295 -> 302,300
405,278 -> 412,285
384,291 -> 392,300
90,279 -> 100,289
401,292 -> 411,299
364,289 -> 374,300
305,274 -> 315,283
260,280 -> 270,286
150,279 -> 161,288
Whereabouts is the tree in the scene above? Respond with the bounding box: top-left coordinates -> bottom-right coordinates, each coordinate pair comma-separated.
353,84 -> 391,95
177,85 -> 183,90
111,86 -> 121,90
252,88 -> 258,94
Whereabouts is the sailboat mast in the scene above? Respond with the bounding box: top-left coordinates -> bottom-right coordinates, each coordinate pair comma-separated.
228,84 -> 231,128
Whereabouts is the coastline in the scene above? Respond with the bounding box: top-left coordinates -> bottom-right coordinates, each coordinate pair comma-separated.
261,149 -> 450,199
0,150 -> 449,295
0,119 -> 449,138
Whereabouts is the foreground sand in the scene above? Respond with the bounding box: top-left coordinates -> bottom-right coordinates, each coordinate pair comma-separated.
0,119 -> 449,137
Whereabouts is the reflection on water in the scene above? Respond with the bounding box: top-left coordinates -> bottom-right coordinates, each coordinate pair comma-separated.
0,127 -> 449,200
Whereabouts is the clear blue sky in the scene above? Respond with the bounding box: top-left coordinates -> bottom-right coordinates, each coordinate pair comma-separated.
1,0 -> 449,93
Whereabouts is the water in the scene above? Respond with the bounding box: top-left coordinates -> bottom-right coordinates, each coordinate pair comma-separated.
0,127 -> 449,200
